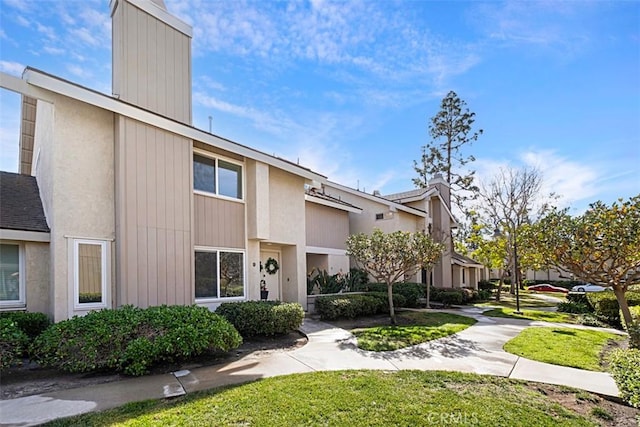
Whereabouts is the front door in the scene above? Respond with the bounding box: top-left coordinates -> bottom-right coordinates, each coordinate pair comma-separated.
260,250 -> 281,300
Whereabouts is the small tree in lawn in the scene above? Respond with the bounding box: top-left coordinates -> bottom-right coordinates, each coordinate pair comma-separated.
530,195 -> 640,347
346,229 -> 444,325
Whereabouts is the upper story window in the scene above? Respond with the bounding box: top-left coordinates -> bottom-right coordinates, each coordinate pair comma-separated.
375,213 -> 384,220
0,242 -> 25,308
193,153 -> 243,200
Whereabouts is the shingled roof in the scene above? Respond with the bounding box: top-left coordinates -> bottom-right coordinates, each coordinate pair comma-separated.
0,171 -> 49,233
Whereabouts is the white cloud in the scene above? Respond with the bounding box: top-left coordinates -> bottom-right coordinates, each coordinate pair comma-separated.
35,22 -> 57,41
520,150 -> 600,210
3,0 -> 31,13
0,61 -> 26,76
66,64 -> 92,80
15,15 -> 30,27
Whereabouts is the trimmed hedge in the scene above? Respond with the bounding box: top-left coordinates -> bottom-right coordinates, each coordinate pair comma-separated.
0,318 -> 29,370
478,280 -> 496,291
314,294 -> 383,320
587,291 -> 640,328
566,292 -> 590,305
314,290 -> 413,321
609,348 -> 640,408
216,301 -> 304,337
430,287 -> 480,306
557,301 -> 591,314
365,292 -> 407,310
0,311 -> 51,339
31,305 -> 242,376
365,283 -> 424,307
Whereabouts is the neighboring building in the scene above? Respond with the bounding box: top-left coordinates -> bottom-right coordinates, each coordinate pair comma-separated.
0,0 -> 479,321
451,252 -> 485,288
0,172 -> 50,313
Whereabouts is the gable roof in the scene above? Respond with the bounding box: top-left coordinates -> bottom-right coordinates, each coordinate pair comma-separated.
383,187 -> 435,203
451,252 -> 483,268
0,68 -> 327,184
0,171 -> 49,233
305,187 -> 362,213
324,180 -> 427,217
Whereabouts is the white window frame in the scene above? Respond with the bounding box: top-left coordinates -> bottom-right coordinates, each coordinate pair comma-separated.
73,238 -> 109,310
194,246 -> 246,303
193,149 -> 245,202
0,241 -> 26,309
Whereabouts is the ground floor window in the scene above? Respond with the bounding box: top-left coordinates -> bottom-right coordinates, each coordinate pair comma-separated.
195,249 -> 245,300
0,242 -> 24,308
73,239 -> 108,309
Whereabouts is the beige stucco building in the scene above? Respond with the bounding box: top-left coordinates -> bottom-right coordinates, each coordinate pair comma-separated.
0,0 -> 474,321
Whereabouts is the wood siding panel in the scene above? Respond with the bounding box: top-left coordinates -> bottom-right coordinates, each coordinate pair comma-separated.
116,117 -> 192,309
194,195 -> 245,249
305,203 -> 349,249
113,1 -> 191,124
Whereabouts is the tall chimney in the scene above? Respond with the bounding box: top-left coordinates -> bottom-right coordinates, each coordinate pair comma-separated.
110,0 -> 193,124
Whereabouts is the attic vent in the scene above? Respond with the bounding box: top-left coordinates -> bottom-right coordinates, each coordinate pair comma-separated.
375,213 -> 384,220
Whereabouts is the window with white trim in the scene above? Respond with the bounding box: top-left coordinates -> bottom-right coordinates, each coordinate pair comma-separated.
0,243 -> 25,308
195,249 -> 245,300
193,153 -> 243,200
73,239 -> 108,309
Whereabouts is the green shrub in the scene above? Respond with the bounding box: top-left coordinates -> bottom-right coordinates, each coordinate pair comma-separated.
577,313 -> 607,328
477,289 -> 492,301
346,268 -> 370,291
364,292 -> 407,310
436,291 -> 463,307
478,280 -> 495,291
0,311 -> 51,339
566,293 -> 590,305
31,305 -> 242,376
365,283 -> 423,307
0,318 -> 29,370
460,288 -> 479,304
216,301 -> 304,337
608,348 -> 640,408
314,294 -> 383,320
587,291 -> 640,328
557,301 -> 591,314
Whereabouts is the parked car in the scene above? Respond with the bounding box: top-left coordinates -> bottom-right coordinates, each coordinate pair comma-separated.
571,283 -> 611,292
527,284 -> 569,293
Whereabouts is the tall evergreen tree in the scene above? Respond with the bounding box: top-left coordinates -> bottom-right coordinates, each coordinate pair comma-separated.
413,91 -> 483,214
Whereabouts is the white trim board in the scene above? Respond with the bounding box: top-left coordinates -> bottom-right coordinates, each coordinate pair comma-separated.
1,69 -> 327,184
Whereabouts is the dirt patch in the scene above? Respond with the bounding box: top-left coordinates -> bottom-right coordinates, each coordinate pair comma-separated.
0,331 -> 307,400
531,384 -> 639,427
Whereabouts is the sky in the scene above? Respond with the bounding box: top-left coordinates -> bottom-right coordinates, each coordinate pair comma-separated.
0,0 -> 638,215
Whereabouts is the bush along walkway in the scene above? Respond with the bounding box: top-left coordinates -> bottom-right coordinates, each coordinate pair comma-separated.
0,308 -> 625,426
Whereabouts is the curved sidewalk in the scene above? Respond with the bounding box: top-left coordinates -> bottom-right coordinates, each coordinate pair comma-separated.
0,309 -> 622,426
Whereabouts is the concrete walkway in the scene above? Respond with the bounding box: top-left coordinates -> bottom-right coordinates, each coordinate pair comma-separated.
0,308 -> 624,426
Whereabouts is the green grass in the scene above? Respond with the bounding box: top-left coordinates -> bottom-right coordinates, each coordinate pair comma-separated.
504,327 -> 625,371
352,311 -> 476,351
483,307 -> 579,324
43,371 -> 602,427
475,291 -> 560,309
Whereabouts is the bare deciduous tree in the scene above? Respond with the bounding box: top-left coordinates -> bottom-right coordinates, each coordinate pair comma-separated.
477,167 -> 548,296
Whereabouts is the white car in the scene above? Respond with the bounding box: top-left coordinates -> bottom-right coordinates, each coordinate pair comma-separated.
571,283 -> 611,292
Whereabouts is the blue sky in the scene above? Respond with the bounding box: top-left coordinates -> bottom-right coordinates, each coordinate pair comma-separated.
1,0 -> 638,214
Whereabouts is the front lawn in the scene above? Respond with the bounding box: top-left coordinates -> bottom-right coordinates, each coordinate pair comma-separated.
351,311 -> 476,351
483,307 -> 579,324
44,370 -> 629,426
504,327 -> 626,371
475,291 -> 560,309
